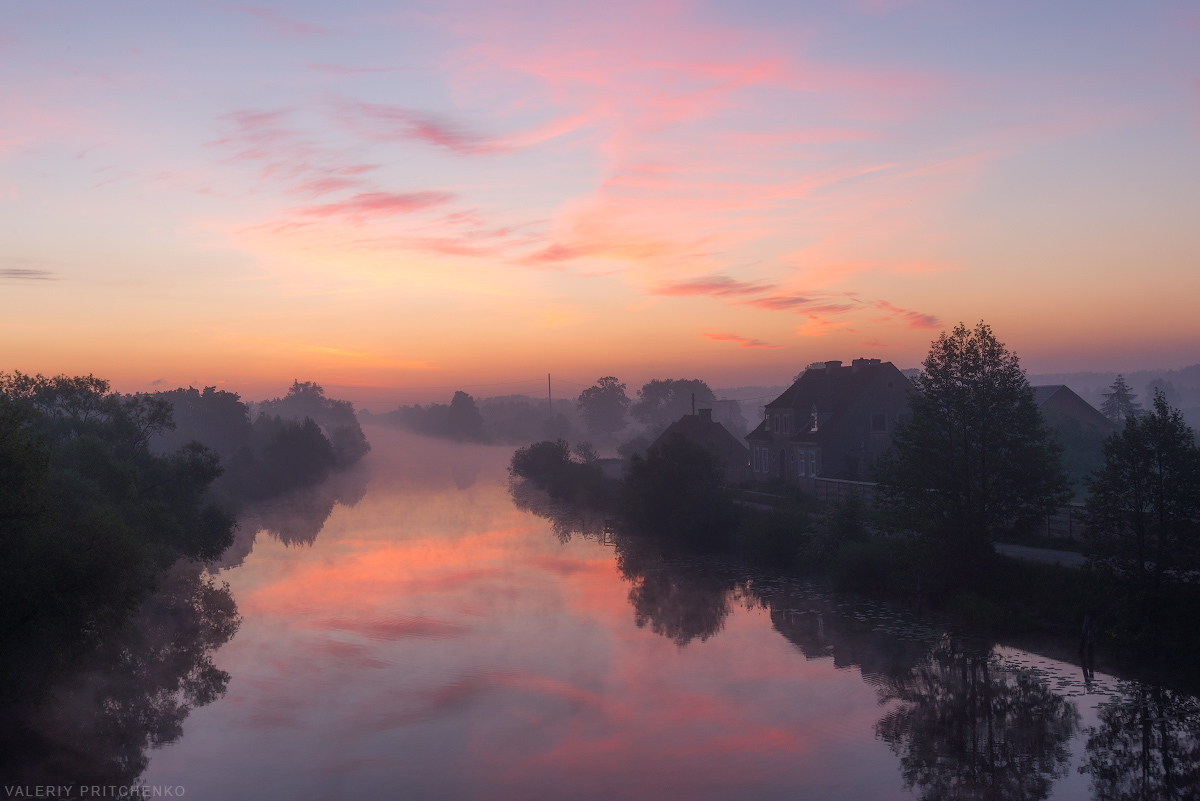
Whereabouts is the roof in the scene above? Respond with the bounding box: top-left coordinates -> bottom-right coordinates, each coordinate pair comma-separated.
765,359 -> 906,421
1031,385 -> 1065,406
652,410 -> 748,464
1031,384 -> 1115,432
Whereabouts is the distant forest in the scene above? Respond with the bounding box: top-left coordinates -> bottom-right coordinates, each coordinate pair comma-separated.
358,381 -> 772,455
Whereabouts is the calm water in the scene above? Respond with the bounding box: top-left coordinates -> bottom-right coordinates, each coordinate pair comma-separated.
120,428 -> 1191,800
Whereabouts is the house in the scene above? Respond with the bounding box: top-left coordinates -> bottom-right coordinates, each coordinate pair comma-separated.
651,408 -> 750,483
746,359 -> 913,487
1033,384 -> 1116,493
1032,385 -> 1116,435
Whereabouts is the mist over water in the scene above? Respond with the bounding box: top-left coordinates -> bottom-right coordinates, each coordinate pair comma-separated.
81,426 -> 1182,800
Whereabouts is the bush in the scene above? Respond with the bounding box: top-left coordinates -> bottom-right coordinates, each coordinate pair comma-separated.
510,439 -> 615,509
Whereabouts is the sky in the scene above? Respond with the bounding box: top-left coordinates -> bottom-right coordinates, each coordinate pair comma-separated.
1,1 -> 1198,401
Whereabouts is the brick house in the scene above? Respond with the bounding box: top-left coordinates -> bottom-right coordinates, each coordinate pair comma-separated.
746,359 -> 913,488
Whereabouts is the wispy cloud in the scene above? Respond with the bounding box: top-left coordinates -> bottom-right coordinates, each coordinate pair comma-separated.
871,300 -> 941,329
231,6 -> 330,37
293,191 -> 455,222
653,275 -> 777,297
702,332 -> 781,349
0,268 -> 56,281
338,100 -> 503,156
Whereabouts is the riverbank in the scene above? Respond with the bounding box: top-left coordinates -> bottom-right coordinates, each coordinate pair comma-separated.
508,438 -> 1200,692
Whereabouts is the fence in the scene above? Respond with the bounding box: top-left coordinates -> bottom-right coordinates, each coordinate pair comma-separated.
1044,503 -> 1087,542
812,477 -> 877,505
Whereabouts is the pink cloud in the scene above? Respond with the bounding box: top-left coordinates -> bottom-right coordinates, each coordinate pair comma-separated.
652,275 -> 778,298
293,191 -> 455,221
702,332 -> 781,349
870,300 -> 941,329
231,6 -> 330,37
339,100 -> 502,156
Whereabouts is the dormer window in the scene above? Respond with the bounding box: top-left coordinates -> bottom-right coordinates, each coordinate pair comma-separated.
809,404 -> 818,432
783,415 -> 789,433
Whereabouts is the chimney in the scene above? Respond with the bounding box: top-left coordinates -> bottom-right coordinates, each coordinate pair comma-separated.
851,357 -> 881,372
824,360 -> 842,372
699,408 -> 712,423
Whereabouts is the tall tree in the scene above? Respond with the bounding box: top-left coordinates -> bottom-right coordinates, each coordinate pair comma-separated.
630,378 -> 716,433
875,322 -> 1069,568
1085,392 -> 1200,612
1101,375 -> 1141,425
577,376 -> 631,439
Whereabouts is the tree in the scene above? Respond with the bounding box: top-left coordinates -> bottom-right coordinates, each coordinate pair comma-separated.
444,390 -> 484,440
630,378 -> 715,433
619,432 -> 738,548
1101,375 -> 1141,425
577,376 -> 630,439
1084,392 -> 1200,624
875,322 -> 1069,571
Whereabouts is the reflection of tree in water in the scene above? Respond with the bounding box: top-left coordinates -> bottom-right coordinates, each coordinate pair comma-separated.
219,463 -> 369,567
511,477 -> 736,645
0,562 -> 240,785
875,639 -> 1079,801
1081,685 -> 1200,800
509,477 -> 608,544
450,462 -> 479,490
614,537 -> 739,647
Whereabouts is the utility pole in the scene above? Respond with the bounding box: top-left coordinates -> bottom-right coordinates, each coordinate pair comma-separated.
548,373 -> 552,423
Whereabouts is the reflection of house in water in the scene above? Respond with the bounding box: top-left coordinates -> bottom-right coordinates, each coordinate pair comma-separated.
747,359 -> 912,487
768,601 -> 927,681
650,408 -> 750,483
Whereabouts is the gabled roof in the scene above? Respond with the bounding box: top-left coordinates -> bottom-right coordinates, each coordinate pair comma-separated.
1031,384 -> 1115,433
652,410 -> 749,461
1031,385 -> 1064,406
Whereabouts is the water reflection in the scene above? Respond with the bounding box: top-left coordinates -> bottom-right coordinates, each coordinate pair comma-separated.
1,562 -> 239,785
218,462 -> 368,568
876,641 -> 1080,801
1081,685 -> 1200,800
616,541 -> 739,647
508,472 -> 1200,800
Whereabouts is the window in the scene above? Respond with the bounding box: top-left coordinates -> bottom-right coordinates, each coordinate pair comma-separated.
753,447 -> 760,472
798,452 -> 805,477
783,415 -> 789,433
809,450 -> 817,476
871,413 -> 887,432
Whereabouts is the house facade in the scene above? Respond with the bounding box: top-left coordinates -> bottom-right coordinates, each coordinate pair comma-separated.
746,359 -> 913,488
651,407 -> 750,483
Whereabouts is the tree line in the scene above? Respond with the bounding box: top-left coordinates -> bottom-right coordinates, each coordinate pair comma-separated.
508,322 -> 1200,668
0,372 -> 370,783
